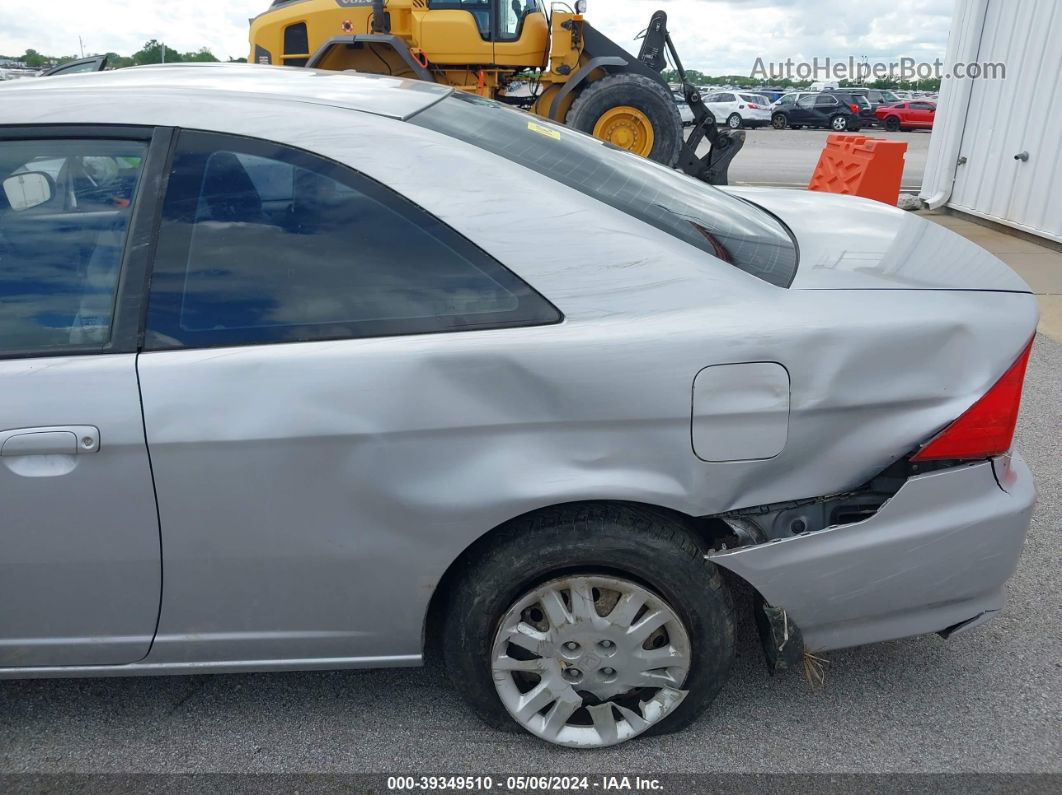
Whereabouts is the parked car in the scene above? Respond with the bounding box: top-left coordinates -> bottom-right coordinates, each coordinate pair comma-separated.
40,55 -> 108,77
769,91 -> 816,118
837,86 -> 903,114
0,65 -> 1038,749
672,91 -> 695,126
702,90 -> 771,128
772,91 -> 873,131
875,100 -> 937,131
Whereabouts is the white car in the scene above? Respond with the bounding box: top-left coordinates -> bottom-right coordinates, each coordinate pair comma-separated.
672,91 -> 695,126
702,90 -> 772,129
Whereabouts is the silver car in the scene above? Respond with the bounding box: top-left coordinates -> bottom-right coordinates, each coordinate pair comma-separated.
0,65 -> 1038,748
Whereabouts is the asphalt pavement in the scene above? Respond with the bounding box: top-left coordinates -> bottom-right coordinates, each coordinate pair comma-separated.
698,127 -> 931,192
1,335 -> 1059,775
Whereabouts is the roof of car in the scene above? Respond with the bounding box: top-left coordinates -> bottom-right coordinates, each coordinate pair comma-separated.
0,63 -> 454,121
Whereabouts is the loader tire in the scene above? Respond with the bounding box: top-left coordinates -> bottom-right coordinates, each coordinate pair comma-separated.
566,73 -> 683,166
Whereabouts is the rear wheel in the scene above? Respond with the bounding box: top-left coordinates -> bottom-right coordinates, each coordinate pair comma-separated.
884,116 -> 901,132
442,505 -> 735,748
727,113 -> 743,129
566,74 -> 683,166
830,114 -> 850,132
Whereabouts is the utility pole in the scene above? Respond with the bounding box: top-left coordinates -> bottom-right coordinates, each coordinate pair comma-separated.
79,36 -> 85,58
161,41 -> 165,64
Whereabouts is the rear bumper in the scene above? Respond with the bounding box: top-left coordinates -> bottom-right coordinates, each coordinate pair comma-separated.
710,453 -> 1035,651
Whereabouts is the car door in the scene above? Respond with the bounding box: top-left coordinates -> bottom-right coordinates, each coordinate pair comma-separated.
812,94 -> 841,126
134,130 -> 559,665
0,126 -> 167,667
715,92 -> 738,120
910,101 -> 935,127
792,94 -> 818,125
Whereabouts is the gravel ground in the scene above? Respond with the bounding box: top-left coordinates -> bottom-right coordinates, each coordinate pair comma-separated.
1,337 -> 1059,776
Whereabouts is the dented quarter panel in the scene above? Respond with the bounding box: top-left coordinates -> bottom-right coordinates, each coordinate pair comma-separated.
2,76 -> 1041,666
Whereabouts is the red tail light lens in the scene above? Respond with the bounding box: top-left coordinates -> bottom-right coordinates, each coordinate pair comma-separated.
912,341 -> 1033,461
748,103 -> 760,109
850,103 -> 859,113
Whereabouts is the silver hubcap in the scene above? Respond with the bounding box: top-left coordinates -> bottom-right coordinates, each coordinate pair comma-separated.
491,575 -> 691,748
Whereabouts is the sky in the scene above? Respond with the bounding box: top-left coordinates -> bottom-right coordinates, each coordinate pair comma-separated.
0,0 -> 954,74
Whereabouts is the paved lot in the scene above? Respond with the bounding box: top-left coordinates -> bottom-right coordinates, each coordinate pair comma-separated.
698,127 -> 931,191
1,337 -> 1059,774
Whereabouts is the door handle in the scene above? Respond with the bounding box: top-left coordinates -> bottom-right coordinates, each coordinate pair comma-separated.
0,426 -> 99,457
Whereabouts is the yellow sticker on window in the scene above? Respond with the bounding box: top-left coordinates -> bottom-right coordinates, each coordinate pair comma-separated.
527,121 -> 562,140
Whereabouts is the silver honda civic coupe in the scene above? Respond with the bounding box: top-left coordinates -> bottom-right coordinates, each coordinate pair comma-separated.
0,65 -> 1038,748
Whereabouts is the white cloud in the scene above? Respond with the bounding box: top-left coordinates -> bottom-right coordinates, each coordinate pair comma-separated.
0,0 -> 952,73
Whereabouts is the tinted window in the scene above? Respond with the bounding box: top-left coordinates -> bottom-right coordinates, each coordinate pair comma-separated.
797,95 -> 817,109
717,93 -> 735,102
145,132 -> 558,350
815,95 -> 839,107
411,93 -> 798,287
0,138 -> 146,356
911,102 -> 935,110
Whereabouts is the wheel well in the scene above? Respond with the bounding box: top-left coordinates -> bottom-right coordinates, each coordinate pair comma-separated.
421,500 -> 732,662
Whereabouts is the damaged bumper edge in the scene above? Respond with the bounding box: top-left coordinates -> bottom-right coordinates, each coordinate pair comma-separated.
709,452 -> 1036,652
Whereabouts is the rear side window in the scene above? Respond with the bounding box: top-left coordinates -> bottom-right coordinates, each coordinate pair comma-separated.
145,131 -> 558,350
411,94 -> 797,287
0,138 -> 147,356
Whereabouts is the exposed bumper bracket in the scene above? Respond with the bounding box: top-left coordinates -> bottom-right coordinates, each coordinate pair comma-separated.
755,599 -> 805,673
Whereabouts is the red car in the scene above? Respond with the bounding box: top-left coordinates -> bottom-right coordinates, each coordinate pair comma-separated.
875,100 -> 936,131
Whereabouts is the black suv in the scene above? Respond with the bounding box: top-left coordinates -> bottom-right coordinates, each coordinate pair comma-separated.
771,92 -> 875,132
839,87 -> 903,115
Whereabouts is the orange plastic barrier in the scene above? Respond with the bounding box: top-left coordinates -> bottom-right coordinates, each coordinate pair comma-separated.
807,134 -> 908,205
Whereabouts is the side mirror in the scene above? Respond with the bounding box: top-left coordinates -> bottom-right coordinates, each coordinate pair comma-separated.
3,171 -> 54,212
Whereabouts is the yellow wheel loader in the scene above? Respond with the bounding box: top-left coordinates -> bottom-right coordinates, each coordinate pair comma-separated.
249,1 -> 744,184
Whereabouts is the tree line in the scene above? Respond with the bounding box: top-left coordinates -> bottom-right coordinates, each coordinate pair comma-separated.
2,40 -> 246,69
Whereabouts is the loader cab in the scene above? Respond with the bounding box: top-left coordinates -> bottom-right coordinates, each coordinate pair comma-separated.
422,0 -> 548,67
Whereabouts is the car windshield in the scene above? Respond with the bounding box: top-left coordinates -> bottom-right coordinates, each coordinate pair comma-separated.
409,93 -> 798,287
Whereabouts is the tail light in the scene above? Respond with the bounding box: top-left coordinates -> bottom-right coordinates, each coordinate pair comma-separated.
912,341 -> 1033,461
850,103 -> 859,113
748,103 -> 760,109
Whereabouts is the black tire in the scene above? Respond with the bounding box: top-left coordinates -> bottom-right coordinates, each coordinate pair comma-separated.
771,113 -> 788,130
726,113 -> 743,130
884,116 -> 901,132
830,114 -> 850,132
566,74 -> 683,166
443,504 -> 735,745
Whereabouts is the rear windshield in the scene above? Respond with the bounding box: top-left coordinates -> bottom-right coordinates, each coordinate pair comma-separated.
409,93 -> 798,288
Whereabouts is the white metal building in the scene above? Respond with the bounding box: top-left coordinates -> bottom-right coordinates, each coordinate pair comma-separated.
921,0 -> 1062,243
